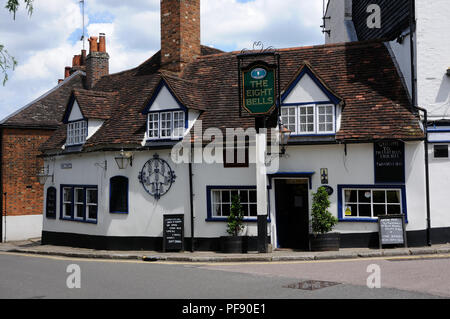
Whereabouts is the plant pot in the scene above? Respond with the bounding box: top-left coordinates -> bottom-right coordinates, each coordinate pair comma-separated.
309,233 -> 340,251
220,236 -> 247,253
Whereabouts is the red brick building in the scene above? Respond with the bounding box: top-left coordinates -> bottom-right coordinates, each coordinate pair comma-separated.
0,58 -> 86,241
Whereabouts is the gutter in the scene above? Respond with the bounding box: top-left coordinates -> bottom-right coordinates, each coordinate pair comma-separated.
409,0 -> 431,246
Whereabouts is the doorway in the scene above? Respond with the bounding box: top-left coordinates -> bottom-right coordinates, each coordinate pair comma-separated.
274,179 -> 310,250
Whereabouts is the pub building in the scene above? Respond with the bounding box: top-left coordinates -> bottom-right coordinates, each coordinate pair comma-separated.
38,0 -> 441,251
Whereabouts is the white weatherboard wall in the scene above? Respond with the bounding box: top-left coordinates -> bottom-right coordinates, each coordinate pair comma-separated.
2,215 -> 42,241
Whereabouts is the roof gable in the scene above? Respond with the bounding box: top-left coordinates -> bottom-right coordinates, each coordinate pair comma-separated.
67,99 -> 84,122
281,63 -> 342,105
142,79 -> 186,114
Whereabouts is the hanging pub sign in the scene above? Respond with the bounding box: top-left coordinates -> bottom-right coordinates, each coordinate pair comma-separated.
240,61 -> 277,116
374,140 -> 405,183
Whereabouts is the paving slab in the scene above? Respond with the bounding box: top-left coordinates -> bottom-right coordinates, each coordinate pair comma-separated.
1,239 -> 450,263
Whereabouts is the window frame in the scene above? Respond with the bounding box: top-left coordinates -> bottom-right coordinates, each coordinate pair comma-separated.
280,103 -> 336,136
109,176 -> 129,214
147,110 -> 186,141
45,187 -> 57,219
337,185 -> 407,223
206,186 -> 260,222
66,120 -> 88,146
60,185 -> 98,224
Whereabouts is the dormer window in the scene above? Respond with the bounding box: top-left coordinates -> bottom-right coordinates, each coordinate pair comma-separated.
281,104 -> 336,135
148,110 -> 185,140
280,63 -> 342,137
67,120 -> 87,146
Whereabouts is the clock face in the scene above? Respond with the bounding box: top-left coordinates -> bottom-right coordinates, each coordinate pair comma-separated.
138,154 -> 176,200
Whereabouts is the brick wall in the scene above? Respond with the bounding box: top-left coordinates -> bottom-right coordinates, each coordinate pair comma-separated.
85,51 -> 109,89
1,128 -> 53,217
161,0 -> 201,72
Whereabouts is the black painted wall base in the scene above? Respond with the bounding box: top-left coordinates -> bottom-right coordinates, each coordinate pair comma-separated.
41,231 -> 266,252
42,227 -> 450,252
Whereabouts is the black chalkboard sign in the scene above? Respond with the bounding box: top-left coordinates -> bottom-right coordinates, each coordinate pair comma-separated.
378,214 -> 407,249
374,141 -> 405,183
163,214 -> 184,252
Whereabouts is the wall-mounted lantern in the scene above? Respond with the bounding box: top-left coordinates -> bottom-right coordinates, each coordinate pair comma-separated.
36,165 -> 53,185
279,122 -> 292,156
115,149 -> 133,169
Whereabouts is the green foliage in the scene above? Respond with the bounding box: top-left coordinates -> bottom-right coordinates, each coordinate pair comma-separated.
1,0 -> 34,85
311,186 -> 338,235
5,0 -> 34,19
0,45 -> 17,85
226,194 -> 245,237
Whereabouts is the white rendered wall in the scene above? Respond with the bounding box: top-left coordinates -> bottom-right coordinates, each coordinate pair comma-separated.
324,0 -> 356,44
415,0 -> 450,109
386,32 -> 412,99
428,144 -> 450,229
269,142 -> 427,247
42,141 -> 429,243
2,214 -> 42,241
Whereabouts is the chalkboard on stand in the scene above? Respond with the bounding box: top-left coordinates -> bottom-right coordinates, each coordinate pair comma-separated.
378,214 -> 407,249
163,214 -> 184,252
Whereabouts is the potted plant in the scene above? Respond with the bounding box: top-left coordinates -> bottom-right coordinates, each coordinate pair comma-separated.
309,186 -> 340,251
221,194 -> 246,253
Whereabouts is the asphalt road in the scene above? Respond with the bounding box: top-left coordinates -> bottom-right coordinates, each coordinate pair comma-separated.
0,252 -> 446,299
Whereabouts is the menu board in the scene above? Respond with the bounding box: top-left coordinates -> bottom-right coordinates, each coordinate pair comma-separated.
163,214 -> 184,252
374,141 -> 405,183
378,214 -> 407,248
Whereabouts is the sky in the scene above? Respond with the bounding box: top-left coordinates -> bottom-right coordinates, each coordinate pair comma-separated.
0,0 -> 324,121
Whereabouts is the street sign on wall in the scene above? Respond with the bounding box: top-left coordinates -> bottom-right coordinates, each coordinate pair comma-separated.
241,62 -> 277,116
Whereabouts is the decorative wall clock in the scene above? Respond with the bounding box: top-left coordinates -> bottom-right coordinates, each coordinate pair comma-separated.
138,154 -> 176,200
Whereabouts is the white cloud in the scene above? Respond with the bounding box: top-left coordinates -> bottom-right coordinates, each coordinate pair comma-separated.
0,0 -> 324,121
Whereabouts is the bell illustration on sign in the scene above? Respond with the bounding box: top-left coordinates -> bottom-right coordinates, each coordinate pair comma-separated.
241,62 -> 277,115
138,154 -> 176,200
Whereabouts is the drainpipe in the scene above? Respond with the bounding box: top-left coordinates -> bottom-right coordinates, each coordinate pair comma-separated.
189,142 -> 195,252
409,0 -> 431,246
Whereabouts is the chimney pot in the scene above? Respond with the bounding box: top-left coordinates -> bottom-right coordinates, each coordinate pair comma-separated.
64,66 -> 71,78
98,33 -> 106,52
89,36 -> 98,53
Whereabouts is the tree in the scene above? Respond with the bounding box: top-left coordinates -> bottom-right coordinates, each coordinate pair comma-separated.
1,0 -> 34,85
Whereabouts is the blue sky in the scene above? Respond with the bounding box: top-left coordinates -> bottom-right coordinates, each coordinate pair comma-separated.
0,0 -> 324,121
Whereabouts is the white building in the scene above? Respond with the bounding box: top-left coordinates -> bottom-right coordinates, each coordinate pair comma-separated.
324,0 -> 450,244
38,0 -> 441,251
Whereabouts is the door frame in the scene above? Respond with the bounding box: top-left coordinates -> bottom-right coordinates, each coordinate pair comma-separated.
271,177 -> 311,249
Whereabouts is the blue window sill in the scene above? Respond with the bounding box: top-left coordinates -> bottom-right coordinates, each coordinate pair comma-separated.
205,217 -> 271,223
60,217 -> 97,224
339,218 -> 409,224
110,211 -> 128,214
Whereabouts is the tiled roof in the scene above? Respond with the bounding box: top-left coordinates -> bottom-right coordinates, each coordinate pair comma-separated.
1,72 -> 85,129
68,89 -> 118,121
40,40 -> 424,153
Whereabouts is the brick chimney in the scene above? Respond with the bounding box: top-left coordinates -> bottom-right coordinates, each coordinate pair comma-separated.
160,0 -> 201,72
85,33 -> 109,89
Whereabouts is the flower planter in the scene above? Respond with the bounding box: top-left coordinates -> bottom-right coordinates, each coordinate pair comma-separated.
309,233 -> 340,251
220,236 -> 247,253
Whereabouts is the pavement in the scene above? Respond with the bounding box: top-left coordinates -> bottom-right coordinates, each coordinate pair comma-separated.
1,238 -> 450,263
